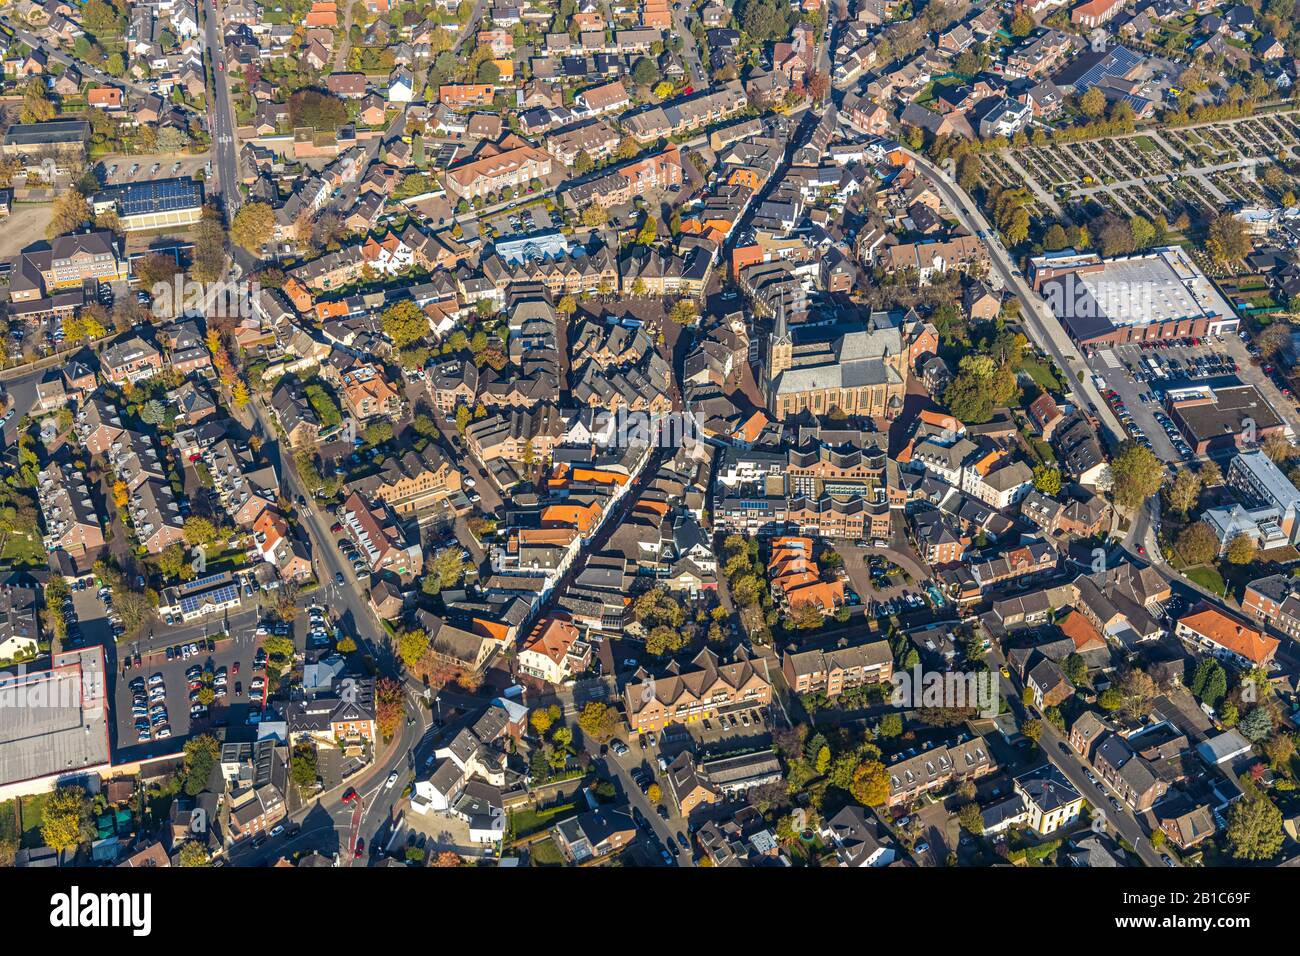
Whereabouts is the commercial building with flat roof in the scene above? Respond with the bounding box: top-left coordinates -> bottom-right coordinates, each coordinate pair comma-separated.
91,177 -> 204,232
1,119 -> 90,161
0,646 -> 111,800
1030,246 -> 1238,346
1167,383 -> 1286,456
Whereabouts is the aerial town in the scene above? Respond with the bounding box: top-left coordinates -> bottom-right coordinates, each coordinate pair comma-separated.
0,0 -> 1296,886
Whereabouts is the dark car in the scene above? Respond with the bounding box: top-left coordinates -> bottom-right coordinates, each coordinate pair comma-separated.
1058,741 -> 1071,756
342,788 -> 359,805
354,838 -> 364,859
335,571 -> 346,586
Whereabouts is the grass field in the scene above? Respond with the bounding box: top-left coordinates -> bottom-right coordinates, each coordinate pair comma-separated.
528,836 -> 566,866
0,531 -> 45,570
509,801 -> 578,840
1184,565 -> 1227,596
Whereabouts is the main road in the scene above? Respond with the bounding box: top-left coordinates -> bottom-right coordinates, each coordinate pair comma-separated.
901,149 -> 1126,446
245,393 -> 431,860
200,0 -> 241,218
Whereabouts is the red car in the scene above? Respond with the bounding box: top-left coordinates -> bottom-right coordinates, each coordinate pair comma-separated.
1137,545 -> 1146,556
218,61 -> 224,72
342,788 -> 359,805
232,661 -> 240,674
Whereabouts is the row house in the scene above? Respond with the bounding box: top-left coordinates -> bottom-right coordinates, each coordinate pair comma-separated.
782,639 -> 893,698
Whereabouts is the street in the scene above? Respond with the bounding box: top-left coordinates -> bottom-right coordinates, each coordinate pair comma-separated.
902,149 -> 1127,446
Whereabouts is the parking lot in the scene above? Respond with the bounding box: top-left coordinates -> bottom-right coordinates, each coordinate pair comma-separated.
113,622 -> 271,760
1085,332 -> 1291,463
486,202 -> 553,238
95,153 -> 209,187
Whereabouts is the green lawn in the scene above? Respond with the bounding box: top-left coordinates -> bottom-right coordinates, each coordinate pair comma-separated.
15,792 -> 50,849
1020,357 -> 1063,394
0,531 -> 45,570
528,836 -> 566,866
1184,564 -> 1226,596
510,802 -> 578,840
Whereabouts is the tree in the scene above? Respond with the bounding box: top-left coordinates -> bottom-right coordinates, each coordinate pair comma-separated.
182,515 -> 217,547
668,299 -> 698,326
1032,465 -> 1062,496
1010,11 -> 1034,36
530,704 -> 561,736
1239,706 -> 1274,742
376,677 -> 405,740
849,759 -> 890,806
576,701 -> 619,744
740,0 -> 790,42
40,786 -> 88,852
1225,791 -> 1284,860
1175,521 -> 1219,565
183,735 -> 220,796
381,299 -> 429,349
1079,86 -> 1107,119
647,782 -> 662,803
190,216 -> 228,283
21,78 -> 56,124
1117,668 -> 1158,719
434,850 -> 464,866
878,712 -> 903,738
1257,322 -> 1293,359
1205,213 -> 1251,265
1165,468 -> 1202,515
178,841 -> 211,867
636,214 -> 658,245
958,801 -> 984,836
1021,718 -> 1043,745
580,204 -> 608,228
1108,442 -> 1165,510
288,89 -> 348,130
398,628 -> 430,671
290,744 -> 319,789
230,202 -> 274,253
632,56 -> 657,86
47,189 -> 93,239
1262,433 -> 1293,464
1098,687 -> 1123,711
476,59 -> 501,84
1226,532 -> 1258,566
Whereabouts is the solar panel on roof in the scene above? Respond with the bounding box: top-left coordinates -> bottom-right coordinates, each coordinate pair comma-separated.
178,584 -> 238,614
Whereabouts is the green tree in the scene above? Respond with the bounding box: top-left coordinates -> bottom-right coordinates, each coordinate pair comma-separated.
1226,532 -> 1258,566
576,702 -> 619,744
1108,442 -> 1165,510
381,299 -> 429,349
632,56 -> 657,86
230,202 -> 274,253
1032,465 -> 1062,496
849,759 -> 890,806
290,744 -> 319,789
1239,706 -> 1274,741
398,628 -> 430,670
40,786 -> 89,852
1079,87 -> 1107,119
1175,522 -> 1219,565
178,841 -> 211,867
1225,791 -> 1284,860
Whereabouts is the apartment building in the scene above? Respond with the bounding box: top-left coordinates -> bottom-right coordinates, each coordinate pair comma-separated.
782,638 -> 893,698
623,648 -> 771,734
345,445 -> 462,515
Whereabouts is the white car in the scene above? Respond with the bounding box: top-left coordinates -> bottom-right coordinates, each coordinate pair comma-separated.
385,771 -> 399,790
